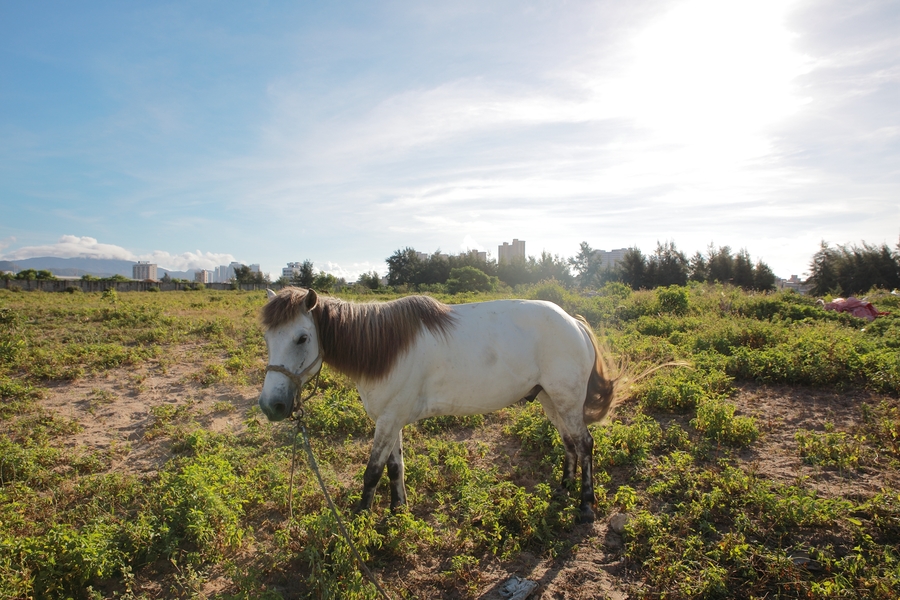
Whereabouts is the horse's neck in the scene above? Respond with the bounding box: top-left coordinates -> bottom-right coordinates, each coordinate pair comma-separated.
317,298 -> 362,364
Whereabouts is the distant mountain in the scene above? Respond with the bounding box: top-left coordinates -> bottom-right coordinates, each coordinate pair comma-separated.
0,257 -> 196,280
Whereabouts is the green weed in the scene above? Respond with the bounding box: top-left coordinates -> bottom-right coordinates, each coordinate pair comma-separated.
691,398 -> 759,446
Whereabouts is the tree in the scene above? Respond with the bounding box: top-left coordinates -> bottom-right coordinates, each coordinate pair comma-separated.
732,249 -> 755,289
290,260 -> 315,288
809,241 -> 839,295
312,271 -> 339,293
449,250 -> 496,276
573,243 -> 601,288
445,266 -> 497,294
647,241 -> 688,287
419,251 -> 451,285
618,248 -> 647,289
707,245 -> 734,284
386,247 -> 423,286
497,257 -> 534,287
753,261 -> 776,291
233,265 -> 253,284
14,269 -> 37,280
535,251 -> 573,286
234,265 -> 269,285
688,251 -> 709,283
358,271 -> 382,290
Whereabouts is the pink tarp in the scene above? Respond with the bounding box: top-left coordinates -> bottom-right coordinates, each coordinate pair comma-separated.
821,297 -> 888,321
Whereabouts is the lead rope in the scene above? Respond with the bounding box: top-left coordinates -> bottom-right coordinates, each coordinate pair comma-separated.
285,372 -> 393,600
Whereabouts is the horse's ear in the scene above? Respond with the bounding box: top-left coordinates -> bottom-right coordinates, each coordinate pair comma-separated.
304,289 -> 318,311
266,288 -> 277,300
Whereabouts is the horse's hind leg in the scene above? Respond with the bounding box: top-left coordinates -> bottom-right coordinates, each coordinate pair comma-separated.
572,430 -> 596,523
560,436 -> 578,490
540,393 -> 597,523
386,431 -> 407,511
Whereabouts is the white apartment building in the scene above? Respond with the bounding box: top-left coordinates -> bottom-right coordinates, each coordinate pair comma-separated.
133,261 -> 158,281
592,248 -> 629,270
213,261 -> 245,283
498,239 -> 526,264
194,270 -> 212,284
464,249 -> 488,262
282,262 -> 304,280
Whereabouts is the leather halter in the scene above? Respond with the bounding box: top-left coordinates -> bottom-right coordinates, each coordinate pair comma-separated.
264,305 -> 324,416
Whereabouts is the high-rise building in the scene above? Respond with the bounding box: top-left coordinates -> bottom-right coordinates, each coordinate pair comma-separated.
133,261 -> 158,281
592,248 -> 629,269
213,262 -> 244,283
498,239 -> 526,264
283,262 -> 303,280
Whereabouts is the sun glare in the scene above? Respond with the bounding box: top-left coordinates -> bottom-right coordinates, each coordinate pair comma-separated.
612,0 -> 808,145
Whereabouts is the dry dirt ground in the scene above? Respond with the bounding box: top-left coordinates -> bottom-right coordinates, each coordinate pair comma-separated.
43,360 -> 898,599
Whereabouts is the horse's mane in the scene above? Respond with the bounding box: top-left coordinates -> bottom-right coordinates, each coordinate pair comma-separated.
262,288 -> 457,381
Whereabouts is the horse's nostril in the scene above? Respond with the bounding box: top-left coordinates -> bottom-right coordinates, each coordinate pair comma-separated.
274,402 -> 287,415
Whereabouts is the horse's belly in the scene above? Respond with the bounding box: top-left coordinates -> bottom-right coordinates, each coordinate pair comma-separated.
415,324 -> 543,418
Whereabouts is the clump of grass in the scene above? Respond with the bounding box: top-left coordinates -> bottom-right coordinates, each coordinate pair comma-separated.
795,423 -> 867,469
691,398 -> 759,447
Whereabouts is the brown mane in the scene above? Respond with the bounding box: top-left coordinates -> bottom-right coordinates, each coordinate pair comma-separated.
261,288 -> 457,381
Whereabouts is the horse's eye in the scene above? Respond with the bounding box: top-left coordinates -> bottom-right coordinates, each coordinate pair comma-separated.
297,334 -> 309,345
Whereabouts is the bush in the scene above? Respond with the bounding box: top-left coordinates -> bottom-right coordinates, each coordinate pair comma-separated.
446,266 -> 497,294
656,285 -> 689,315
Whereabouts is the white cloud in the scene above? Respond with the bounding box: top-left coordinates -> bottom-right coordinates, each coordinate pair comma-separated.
319,261 -> 383,282
1,235 -> 237,272
3,236 -> 136,261
140,250 -> 237,272
460,235 -> 485,253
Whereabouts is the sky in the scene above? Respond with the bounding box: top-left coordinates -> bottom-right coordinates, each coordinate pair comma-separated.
1,0 -> 898,281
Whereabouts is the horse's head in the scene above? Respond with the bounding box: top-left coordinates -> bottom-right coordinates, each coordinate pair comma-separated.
258,287 -> 322,421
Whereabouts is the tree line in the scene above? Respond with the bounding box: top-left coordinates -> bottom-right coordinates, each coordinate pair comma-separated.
383,242 -> 778,293
808,241 -> 900,296
385,247 -> 572,290
250,260 -> 347,292
570,241 -> 777,291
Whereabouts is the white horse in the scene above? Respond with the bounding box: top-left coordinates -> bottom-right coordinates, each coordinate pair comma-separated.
258,287 -> 623,523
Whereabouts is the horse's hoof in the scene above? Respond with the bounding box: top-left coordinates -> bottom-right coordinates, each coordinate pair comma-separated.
576,507 -> 596,524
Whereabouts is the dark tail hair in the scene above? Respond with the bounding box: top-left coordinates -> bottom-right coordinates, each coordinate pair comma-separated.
577,316 -> 619,424
577,315 -> 689,425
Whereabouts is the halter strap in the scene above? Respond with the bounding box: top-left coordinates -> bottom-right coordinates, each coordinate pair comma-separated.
265,299 -> 324,417
266,362 -> 320,391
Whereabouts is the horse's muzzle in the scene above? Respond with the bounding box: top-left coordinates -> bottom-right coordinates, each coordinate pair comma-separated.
258,378 -> 296,421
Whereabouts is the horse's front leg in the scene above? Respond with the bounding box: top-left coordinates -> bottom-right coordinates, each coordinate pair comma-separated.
385,431 -> 407,511
356,423 -> 402,513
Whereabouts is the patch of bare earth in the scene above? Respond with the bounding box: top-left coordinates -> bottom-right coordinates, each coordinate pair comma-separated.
732,383 -> 900,496
43,348 -> 260,476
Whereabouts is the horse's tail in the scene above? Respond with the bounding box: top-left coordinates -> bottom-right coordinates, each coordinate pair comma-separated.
576,315 -> 689,425
576,315 -> 619,425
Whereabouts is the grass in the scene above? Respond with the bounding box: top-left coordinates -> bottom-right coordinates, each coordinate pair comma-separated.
0,285 -> 898,598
